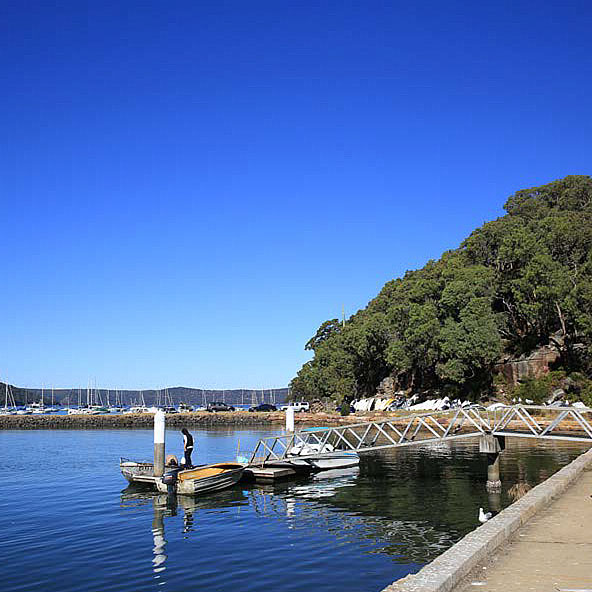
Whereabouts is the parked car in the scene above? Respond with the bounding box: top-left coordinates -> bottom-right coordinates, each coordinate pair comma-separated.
248,403 -> 277,413
207,402 -> 235,412
279,401 -> 310,413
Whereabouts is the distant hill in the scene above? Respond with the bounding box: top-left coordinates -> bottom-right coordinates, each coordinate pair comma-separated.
2,384 -> 288,407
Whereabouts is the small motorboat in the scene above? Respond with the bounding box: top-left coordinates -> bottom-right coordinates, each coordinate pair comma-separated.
288,443 -> 360,470
156,463 -> 245,496
266,440 -> 360,472
120,457 -> 181,484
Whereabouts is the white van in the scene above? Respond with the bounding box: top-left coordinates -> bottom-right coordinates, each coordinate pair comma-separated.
279,401 -> 310,413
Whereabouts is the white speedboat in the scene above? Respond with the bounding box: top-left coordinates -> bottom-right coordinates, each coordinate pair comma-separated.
267,441 -> 360,471
288,443 -> 360,470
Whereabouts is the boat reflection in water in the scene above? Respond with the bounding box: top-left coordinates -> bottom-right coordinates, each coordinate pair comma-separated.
119,440 -> 558,580
121,485 -> 250,581
120,462 -> 463,576
120,467 -> 361,579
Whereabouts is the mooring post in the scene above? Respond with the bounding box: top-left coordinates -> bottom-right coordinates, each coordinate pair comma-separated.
486,453 -> 501,491
479,434 -> 505,491
286,406 -> 295,432
487,488 -> 502,513
154,410 -> 166,477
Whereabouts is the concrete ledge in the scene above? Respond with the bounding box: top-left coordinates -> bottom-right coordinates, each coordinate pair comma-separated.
382,445 -> 592,592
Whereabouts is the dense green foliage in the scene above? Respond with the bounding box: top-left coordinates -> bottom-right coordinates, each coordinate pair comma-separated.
292,176 -> 592,403
514,372 -> 592,406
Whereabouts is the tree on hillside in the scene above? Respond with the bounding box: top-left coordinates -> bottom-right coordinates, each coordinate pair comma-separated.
292,176 -> 592,401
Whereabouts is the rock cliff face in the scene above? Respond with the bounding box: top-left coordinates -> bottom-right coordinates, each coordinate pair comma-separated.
376,376 -> 398,398
494,345 -> 561,386
375,342 -> 563,398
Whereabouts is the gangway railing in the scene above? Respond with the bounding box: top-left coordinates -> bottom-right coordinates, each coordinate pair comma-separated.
248,404 -> 592,466
493,404 -> 592,442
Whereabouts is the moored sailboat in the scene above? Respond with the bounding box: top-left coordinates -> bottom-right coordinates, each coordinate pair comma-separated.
1,382 -> 17,415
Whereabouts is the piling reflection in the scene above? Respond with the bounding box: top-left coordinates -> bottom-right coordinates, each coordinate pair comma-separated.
120,438 -> 591,572
151,499 -> 167,574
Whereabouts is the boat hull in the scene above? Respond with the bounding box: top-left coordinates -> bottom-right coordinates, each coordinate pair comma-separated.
269,452 -> 360,471
120,459 -> 157,484
155,463 -> 245,495
296,452 -> 360,470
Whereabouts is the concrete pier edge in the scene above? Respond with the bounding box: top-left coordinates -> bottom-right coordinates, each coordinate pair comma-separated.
382,445 -> 592,592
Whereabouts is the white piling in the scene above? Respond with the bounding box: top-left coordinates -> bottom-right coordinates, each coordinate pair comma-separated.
154,410 -> 166,477
286,406 -> 295,432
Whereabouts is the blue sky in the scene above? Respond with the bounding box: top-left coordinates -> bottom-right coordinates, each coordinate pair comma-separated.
1,1 -> 591,389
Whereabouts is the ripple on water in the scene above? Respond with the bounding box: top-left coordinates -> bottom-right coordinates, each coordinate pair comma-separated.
0,429 -> 589,592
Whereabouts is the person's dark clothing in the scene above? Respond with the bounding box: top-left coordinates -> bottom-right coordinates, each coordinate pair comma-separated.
184,449 -> 193,468
183,431 -> 194,468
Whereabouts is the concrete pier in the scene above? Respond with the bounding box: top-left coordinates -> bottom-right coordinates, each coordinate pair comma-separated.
453,459 -> 592,592
383,445 -> 592,592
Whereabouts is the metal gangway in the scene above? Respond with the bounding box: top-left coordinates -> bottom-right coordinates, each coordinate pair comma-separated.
249,404 -> 592,466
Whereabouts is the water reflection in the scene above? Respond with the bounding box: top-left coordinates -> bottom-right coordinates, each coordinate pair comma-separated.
120,438 -> 592,580
151,499 -> 167,575
122,484 -> 252,580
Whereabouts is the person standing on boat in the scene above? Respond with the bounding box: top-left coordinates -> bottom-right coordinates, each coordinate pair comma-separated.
181,428 -> 194,468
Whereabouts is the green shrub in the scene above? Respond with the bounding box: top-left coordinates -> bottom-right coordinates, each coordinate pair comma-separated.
581,386 -> 592,408
515,371 -> 566,404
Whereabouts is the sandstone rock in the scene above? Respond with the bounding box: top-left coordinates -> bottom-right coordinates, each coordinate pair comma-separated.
494,344 -> 560,386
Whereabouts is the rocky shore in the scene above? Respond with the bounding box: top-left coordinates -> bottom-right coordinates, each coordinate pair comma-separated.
0,411 -> 360,430
1,408 -> 587,435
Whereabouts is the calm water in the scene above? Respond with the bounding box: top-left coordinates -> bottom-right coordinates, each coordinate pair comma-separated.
0,428 -> 589,592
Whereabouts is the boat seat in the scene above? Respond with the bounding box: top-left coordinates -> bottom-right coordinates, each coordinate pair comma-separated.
178,467 -> 226,481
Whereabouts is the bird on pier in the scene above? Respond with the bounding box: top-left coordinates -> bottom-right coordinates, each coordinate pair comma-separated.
478,508 -> 493,523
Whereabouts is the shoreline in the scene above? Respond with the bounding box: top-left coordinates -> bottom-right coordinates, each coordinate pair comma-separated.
1,408 -> 589,432
0,411 -> 361,430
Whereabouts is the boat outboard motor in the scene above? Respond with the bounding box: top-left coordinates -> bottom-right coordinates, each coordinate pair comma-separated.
161,469 -> 179,494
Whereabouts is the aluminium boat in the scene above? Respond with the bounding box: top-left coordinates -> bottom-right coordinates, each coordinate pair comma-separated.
156,463 -> 245,496
120,457 -> 182,484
